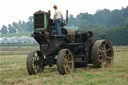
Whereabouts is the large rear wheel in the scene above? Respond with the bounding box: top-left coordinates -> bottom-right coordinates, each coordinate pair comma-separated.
57,49 -> 74,75
26,50 -> 44,75
91,40 -> 114,68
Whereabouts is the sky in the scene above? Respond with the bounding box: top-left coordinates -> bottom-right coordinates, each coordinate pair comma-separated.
0,0 -> 128,28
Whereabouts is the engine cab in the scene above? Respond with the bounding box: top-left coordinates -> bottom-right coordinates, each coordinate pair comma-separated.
33,10 -> 68,36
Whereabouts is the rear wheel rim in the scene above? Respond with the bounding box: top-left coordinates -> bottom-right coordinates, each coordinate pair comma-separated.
98,41 -> 114,67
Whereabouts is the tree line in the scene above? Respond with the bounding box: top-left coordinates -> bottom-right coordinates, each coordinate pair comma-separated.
0,6 -> 128,45
0,16 -> 33,34
67,6 -> 128,45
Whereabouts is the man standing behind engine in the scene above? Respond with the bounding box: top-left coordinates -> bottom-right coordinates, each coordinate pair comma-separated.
53,5 -> 63,35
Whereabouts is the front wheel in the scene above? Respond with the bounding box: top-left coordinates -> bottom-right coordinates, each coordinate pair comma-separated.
57,49 -> 74,75
26,50 -> 44,75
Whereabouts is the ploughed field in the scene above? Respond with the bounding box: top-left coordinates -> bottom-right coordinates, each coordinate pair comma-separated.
0,46 -> 128,85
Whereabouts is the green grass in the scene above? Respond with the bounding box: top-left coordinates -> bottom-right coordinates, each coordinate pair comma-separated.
0,32 -> 32,38
0,43 -> 38,47
0,46 -> 128,85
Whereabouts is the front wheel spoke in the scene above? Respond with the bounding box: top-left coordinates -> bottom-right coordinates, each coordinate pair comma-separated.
37,65 -> 40,72
38,67 -> 41,72
34,54 -> 37,60
33,65 -> 37,72
34,61 -> 38,65
37,66 -> 41,72
32,64 -> 36,69
34,66 -> 37,71
36,55 -> 39,60
32,60 -> 35,63
35,65 -> 38,71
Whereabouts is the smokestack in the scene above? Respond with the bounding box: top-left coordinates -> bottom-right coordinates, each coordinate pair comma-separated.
66,10 -> 68,24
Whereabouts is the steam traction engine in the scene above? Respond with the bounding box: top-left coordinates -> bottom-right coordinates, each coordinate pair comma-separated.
26,10 -> 114,75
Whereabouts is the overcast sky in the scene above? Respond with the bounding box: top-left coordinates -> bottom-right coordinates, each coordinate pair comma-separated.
0,0 -> 128,28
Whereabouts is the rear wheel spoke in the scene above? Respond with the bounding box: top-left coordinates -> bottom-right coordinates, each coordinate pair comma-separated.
105,61 -> 109,67
106,48 -> 111,52
103,44 -> 106,50
106,56 -> 112,60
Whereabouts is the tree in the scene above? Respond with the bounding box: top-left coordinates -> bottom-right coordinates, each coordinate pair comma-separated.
0,25 -> 8,34
8,24 -> 16,33
67,14 -> 77,26
78,19 -> 90,29
27,16 -> 34,32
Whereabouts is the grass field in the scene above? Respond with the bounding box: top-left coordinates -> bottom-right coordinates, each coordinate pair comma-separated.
0,46 -> 128,85
0,32 -> 32,38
